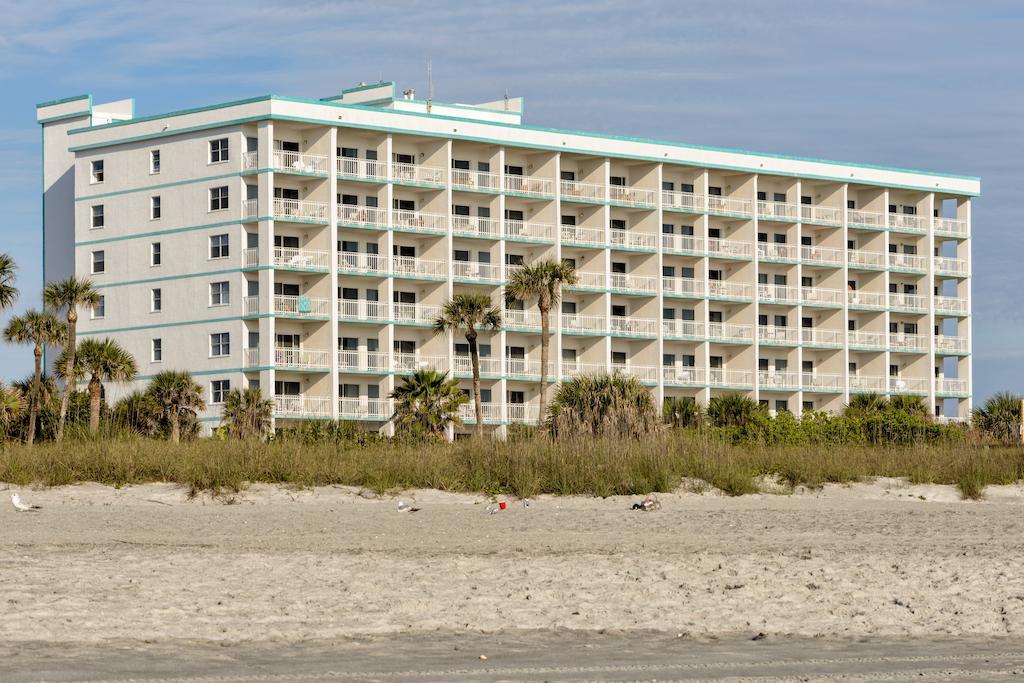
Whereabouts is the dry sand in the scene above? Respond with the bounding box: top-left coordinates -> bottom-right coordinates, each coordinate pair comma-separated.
2,479 -> 1024,645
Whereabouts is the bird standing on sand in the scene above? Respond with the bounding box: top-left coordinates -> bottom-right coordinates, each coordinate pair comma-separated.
11,493 -> 40,512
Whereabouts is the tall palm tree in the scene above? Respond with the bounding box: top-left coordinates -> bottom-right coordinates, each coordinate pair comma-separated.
3,310 -> 66,445
972,391 -> 1023,445
433,293 -> 501,438
221,387 -> 273,440
111,390 -> 162,437
0,383 -> 25,438
707,393 -> 764,428
147,370 -> 204,443
390,368 -> 468,438
547,373 -> 658,439
43,277 -> 100,441
60,338 -> 137,433
0,253 -> 18,312
504,259 -> 577,421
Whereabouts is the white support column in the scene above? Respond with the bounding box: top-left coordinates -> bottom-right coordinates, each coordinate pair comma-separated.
751,174 -> 761,406
840,183 -> 851,406
552,151 -> 563,385
257,120 -> 276,417
881,190 -> 891,397
698,169 -> 711,407
601,158 -> 612,371
328,127 -> 340,421
794,179 -> 803,413
383,134 -> 396,435
963,197 -> 973,418
925,193 -> 937,415
654,162 -> 665,409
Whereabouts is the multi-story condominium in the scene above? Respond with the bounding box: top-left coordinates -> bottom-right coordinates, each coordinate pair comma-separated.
37,83 -> 977,434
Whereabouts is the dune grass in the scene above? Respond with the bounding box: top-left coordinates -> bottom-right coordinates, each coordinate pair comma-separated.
1,432 -> 1022,501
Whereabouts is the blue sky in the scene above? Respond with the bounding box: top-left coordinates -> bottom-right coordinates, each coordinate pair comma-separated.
0,0 -> 1020,401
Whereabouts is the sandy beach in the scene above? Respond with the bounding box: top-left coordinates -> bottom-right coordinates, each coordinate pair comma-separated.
2,478 -> 1023,649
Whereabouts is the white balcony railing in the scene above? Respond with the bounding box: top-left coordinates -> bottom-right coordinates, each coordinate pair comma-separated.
847,290 -> 887,309
802,373 -> 843,391
888,253 -> 928,272
757,284 -> 800,305
274,295 -> 329,318
561,361 -> 608,378
757,201 -> 799,222
708,280 -> 753,300
561,313 -> 607,335
392,353 -> 447,374
848,375 -> 887,392
273,198 -> 329,223
707,237 -> 754,259
392,209 -> 448,234
888,293 -> 927,311
504,174 -> 554,198
757,242 -> 799,261
243,295 -> 260,316
243,247 -> 260,268
453,261 -> 504,283
503,308 -> 542,330
935,216 -> 969,237
272,247 -> 329,271
661,233 -> 705,255
393,302 -> 442,325
338,350 -> 392,373
244,347 -> 260,367
338,299 -> 389,322
609,185 -> 656,207
848,209 -> 884,229
390,162 -> 445,187
889,376 -> 929,394
757,326 -> 799,345
707,323 -> 752,343
800,245 -> 843,266
758,371 -> 800,389
609,229 -> 658,251
801,287 -> 844,307
662,366 -> 706,386
608,273 -> 658,294
934,296 -> 969,315
336,157 -> 386,182
338,252 -> 387,276
505,403 -> 542,425
661,190 -> 706,213
337,205 -> 387,228
452,215 -> 501,238
242,198 -> 258,220
274,395 -> 331,418
848,249 -> 886,269
935,335 -> 969,354
560,224 -> 606,247
339,398 -> 393,420
889,333 -> 929,353
242,150 -> 259,170
392,256 -> 447,280
274,347 -> 330,370
848,330 -> 886,349
800,205 -> 842,226
568,271 -> 605,291
936,378 -> 970,395
611,364 -> 659,383
559,179 -> 605,202
888,213 -> 929,232
609,316 -> 658,337
662,277 -> 704,298
934,256 -> 969,277
709,368 -> 754,387
662,319 -> 705,339
707,195 -> 753,217
451,168 -> 499,192
458,403 -> 507,424
801,328 -> 843,347
503,220 -> 554,242
273,150 -> 329,175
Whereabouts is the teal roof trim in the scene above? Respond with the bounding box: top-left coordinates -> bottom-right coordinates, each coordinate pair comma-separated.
37,94 -> 91,108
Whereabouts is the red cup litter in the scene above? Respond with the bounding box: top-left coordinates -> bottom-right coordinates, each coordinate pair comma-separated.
499,501 -> 507,510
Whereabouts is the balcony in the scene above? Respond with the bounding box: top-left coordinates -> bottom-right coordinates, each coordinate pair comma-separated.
270,247 -> 330,272
848,209 -> 885,230
609,229 -> 657,251
847,290 -> 887,309
608,273 -> 657,295
392,256 -> 447,281
757,284 -> 800,305
611,363 -> 658,384
337,205 -> 387,229
274,394 -> 331,418
506,403 -> 542,425
935,335 -> 969,354
802,373 -> 843,392
661,190 -> 706,214
392,209 -> 447,234
847,249 -> 886,269
935,216 -> 969,237
452,168 -> 499,193
848,330 -> 886,350
889,333 -> 928,353
272,150 -> 328,175
848,375 -> 886,392
757,325 -> 799,346
707,195 -> 753,218
503,220 -> 554,243
661,233 -> 705,255
569,271 -> 608,292
800,205 -> 842,226
662,277 -> 704,298
273,347 -> 330,371
452,215 -> 501,239
662,319 -> 705,340
757,200 -> 799,222
561,361 -> 609,378
758,371 -> 800,391
559,179 -> 606,203
609,316 -> 658,337
708,280 -> 753,301
338,350 -> 391,374
274,294 -> 330,319
801,287 -> 843,308
561,313 -> 606,335
709,368 -> 754,387
338,299 -> 389,322
453,355 -> 502,377
707,323 -> 752,344
934,256 -> 968,277
936,378 -> 970,396
662,365 -> 706,386
889,376 -> 929,395
338,252 -> 387,277
453,260 -> 503,284
503,358 -> 555,381
337,157 -> 386,182
889,213 -> 928,233
339,398 -> 392,421
390,162 -> 445,187
757,242 -> 799,262
608,185 -> 656,208
888,293 -> 927,312
503,174 -> 554,198
800,245 -> 843,267
801,328 -> 843,348
458,403 -> 535,425
934,295 -> 968,316
273,198 -> 329,223
393,353 -> 448,374
393,302 -> 442,325
888,252 -> 928,273
707,237 -> 753,259
560,225 -> 606,248
503,308 -> 542,331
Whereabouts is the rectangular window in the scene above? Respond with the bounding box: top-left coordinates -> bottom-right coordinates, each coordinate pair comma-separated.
92,295 -> 105,319
210,234 -> 230,258
152,338 -> 162,363
91,205 -> 104,229
91,250 -> 105,274
209,186 -> 229,211
150,150 -> 161,174
90,160 -> 104,183
209,138 -> 229,163
151,242 -> 161,266
210,281 -> 230,306
210,332 -> 230,358
211,379 -> 230,404
151,288 -> 162,312
151,196 -> 161,220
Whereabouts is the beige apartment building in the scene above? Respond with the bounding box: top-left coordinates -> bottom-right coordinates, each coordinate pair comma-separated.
37,83 -> 977,434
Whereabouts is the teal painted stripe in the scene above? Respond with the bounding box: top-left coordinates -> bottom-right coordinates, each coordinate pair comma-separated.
95,266 -> 266,289
69,115 -> 269,151
37,94 -> 91,108
136,366 -> 271,381
64,97 -> 980,194
80,314 -> 268,335
38,111 -> 91,125
77,219 -> 241,246
76,171 -> 244,202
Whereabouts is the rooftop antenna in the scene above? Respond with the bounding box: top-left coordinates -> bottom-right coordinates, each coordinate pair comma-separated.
427,59 -> 433,113
504,88 -> 510,112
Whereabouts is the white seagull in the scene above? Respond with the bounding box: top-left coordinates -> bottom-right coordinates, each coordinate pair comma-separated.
11,493 -> 40,512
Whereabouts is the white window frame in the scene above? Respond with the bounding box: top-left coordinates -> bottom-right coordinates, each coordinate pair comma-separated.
151,338 -> 163,363
209,186 -> 229,212
151,242 -> 161,267
90,159 -> 104,184
210,379 -> 230,404
209,138 -> 229,164
209,234 -> 230,259
150,149 -> 161,174
151,287 -> 162,313
210,332 -> 230,358
91,204 -> 104,229
209,281 -> 230,307
91,250 -> 105,274
91,295 -> 106,320
151,196 -> 161,220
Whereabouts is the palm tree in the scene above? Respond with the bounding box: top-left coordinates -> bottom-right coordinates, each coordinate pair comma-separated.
390,368 -> 468,438
707,393 -> 764,428
547,373 -> 658,439
3,310 -> 66,445
663,395 -> 702,429
111,391 -> 162,437
504,259 -> 577,421
0,383 -> 25,438
221,387 -> 273,440
43,277 -> 100,442
0,253 -> 17,312
147,370 -> 204,443
433,293 -> 501,438
844,392 -> 886,416
972,391 -> 1023,445
61,338 -> 137,433
887,394 -> 928,416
